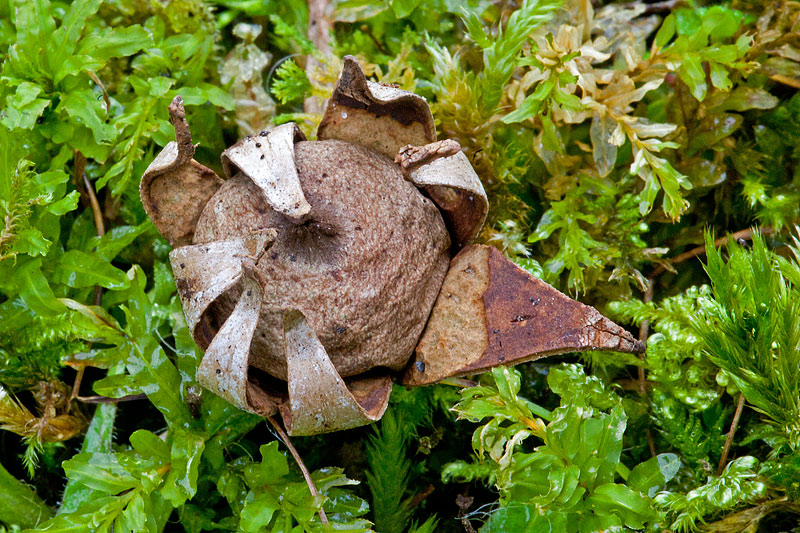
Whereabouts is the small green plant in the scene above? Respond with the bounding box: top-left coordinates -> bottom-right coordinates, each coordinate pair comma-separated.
3,0 -> 800,530
445,366 -> 679,530
692,232 -> 800,449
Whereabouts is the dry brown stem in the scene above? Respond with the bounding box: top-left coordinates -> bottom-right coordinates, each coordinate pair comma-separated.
407,484 -> 435,509
70,151 -> 106,403
76,394 -> 148,404
649,227 -> 774,279
267,416 -> 329,524
638,226 -> 773,458
619,0 -> 686,13
88,71 -> 110,113
69,367 -> 85,404
718,393 -> 746,476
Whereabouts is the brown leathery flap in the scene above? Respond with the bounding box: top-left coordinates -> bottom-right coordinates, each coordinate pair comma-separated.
396,141 -> 488,249
282,310 -> 392,436
404,245 -> 645,385
140,96 -> 222,247
220,123 -> 311,224
317,56 -> 436,158
403,245 -> 491,386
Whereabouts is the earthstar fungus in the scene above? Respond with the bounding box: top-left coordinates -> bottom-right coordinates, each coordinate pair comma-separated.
140,56 -> 644,436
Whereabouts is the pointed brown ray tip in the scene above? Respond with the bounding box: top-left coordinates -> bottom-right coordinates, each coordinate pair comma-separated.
317,56 -> 436,157
404,245 -> 645,386
140,95 -> 223,247
395,139 -> 462,174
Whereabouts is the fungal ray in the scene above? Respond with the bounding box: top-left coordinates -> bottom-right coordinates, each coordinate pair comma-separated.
282,310 -> 391,436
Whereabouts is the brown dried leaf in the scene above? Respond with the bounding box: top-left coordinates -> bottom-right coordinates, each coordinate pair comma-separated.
398,144 -> 488,249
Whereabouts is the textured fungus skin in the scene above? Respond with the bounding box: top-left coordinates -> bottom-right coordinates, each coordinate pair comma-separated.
193,139 -> 451,380
141,65 -> 642,434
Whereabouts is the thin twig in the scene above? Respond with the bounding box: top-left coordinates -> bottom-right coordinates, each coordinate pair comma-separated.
73,151 -> 87,189
70,367 -> 85,403
619,0 -> 686,13
642,0 -> 686,13
649,227 -> 774,279
83,174 -> 106,238
718,393 -> 746,476
70,152 -> 106,402
638,279 -> 654,393
360,24 -> 388,55
267,416 -> 328,524
407,484 -> 435,509
87,71 -> 111,113
639,279 -> 657,457
616,379 -> 654,391
74,150 -> 106,240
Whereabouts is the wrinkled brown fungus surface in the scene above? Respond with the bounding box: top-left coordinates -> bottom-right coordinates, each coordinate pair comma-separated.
193,139 -> 451,380
140,56 -> 642,436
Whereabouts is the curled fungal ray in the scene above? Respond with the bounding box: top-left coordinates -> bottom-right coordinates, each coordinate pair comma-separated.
197,274 -> 267,413
169,229 -> 276,345
282,310 -> 391,436
140,96 -> 223,246
222,123 -> 311,224
317,55 -> 436,158
396,140 -> 489,250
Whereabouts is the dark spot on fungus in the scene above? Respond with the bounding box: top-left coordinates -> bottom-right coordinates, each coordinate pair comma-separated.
415,361 -> 425,373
